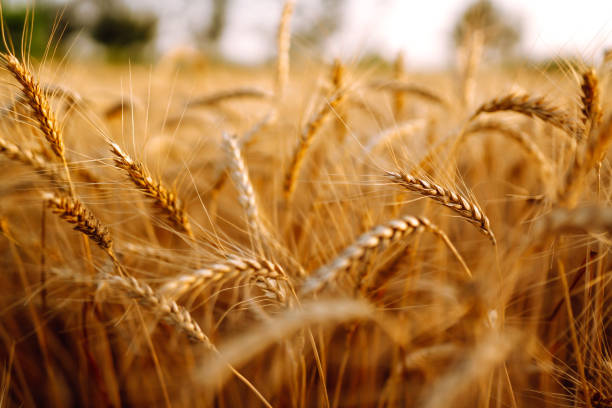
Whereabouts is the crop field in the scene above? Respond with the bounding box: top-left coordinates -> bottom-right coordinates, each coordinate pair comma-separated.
0,2 -> 611,407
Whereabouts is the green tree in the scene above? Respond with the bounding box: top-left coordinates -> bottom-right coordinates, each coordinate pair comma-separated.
453,0 -> 521,60
1,3 -> 75,58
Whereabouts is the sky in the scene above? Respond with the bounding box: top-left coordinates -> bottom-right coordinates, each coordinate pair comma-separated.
58,0 -> 612,67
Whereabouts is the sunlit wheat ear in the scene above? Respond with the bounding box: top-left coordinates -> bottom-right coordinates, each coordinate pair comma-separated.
186,87 -> 273,108
109,141 -> 193,238
464,119 -> 554,181
160,257 -> 288,302
44,192 -> 113,253
369,80 -> 449,108
275,0 -> 294,99
107,274 -> 214,347
385,171 -> 496,245
559,115 -> 612,206
2,54 -> 65,161
471,93 -> 578,140
579,68 -> 602,133
0,137 -> 66,189
223,133 -> 265,250
301,215 -> 465,295
283,92 -> 345,201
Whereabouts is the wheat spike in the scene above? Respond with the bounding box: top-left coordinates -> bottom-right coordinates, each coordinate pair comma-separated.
275,0 -> 294,99
160,257 -> 288,302
283,92 -> 345,200
44,192 -> 113,252
579,68 -> 602,131
385,170 -> 496,244
109,275 -> 214,347
301,215 -> 466,295
471,93 -> 577,139
0,137 -> 66,188
109,141 -> 193,237
3,54 -> 65,160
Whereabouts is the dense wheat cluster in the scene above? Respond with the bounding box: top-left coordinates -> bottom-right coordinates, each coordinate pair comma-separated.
0,4 -> 611,407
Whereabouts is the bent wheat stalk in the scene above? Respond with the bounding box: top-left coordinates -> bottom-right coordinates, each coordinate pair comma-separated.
187,87 -> 273,108
385,171 -> 496,244
109,141 -> 193,238
0,137 -> 66,189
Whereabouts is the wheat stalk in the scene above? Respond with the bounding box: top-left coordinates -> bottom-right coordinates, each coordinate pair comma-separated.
283,92 -> 345,200
471,93 -> 577,139
301,215 -> 468,295
109,141 -> 193,238
365,119 -> 427,153
464,119 -> 554,181
385,170 -> 496,244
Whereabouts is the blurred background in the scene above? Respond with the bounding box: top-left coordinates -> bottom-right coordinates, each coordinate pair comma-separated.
1,0 -> 611,69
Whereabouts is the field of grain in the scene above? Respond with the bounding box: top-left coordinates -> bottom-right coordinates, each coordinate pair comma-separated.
0,3 -> 611,408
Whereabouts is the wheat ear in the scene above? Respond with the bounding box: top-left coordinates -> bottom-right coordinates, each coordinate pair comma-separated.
109,141 -> 193,238
0,137 -> 66,188
44,192 -> 114,254
283,92 -> 344,200
275,0 -> 294,99
3,54 -> 65,160
369,80 -> 448,108
579,68 -> 602,134
223,133 -> 265,251
187,87 -> 272,108
385,171 -> 496,244
560,115 -> 612,206
301,215 -> 468,295
471,93 -> 577,139
160,257 -> 288,302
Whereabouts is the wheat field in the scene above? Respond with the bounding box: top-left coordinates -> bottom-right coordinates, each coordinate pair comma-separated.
0,3 -> 611,408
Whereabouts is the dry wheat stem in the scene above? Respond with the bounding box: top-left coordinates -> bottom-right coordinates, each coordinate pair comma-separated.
160,256 -> 288,302
301,215 -> 459,295
275,0 -> 294,99
464,119 -> 553,181
471,93 -> 577,139
284,92 -> 345,200
385,170 -> 496,244
109,141 -> 193,238
365,119 -> 427,153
